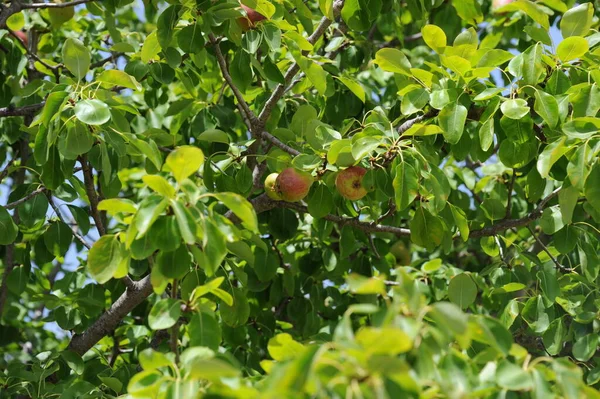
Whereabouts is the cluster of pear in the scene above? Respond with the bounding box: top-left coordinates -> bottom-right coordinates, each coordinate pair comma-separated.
264,166 -> 368,202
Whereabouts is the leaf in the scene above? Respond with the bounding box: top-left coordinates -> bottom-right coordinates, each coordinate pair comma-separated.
563,117 -> 600,139
536,137 -> 572,178
421,24 -> 446,53
208,192 -> 258,233
393,162 -> 418,211
74,99 -> 111,125
496,0 -> 549,30
178,24 -> 205,54
439,103 -> 467,144
410,207 -> 445,250
295,56 -> 327,95
61,351 -> 84,375
142,175 -> 175,198
346,273 -> 386,295
356,327 -> 412,355
584,164 -> 600,214
496,360 -> 534,390
451,0 -> 483,25
572,334 -> 599,362
96,70 -> 142,91
307,184 -> 333,219
98,198 -> 137,214
501,98 -> 530,120
560,3 -> 594,38
133,195 -> 169,238
156,246 -> 192,280
62,38 -> 91,80
139,348 -> 173,371
448,273 -> 477,309
534,91 -> 558,128
157,5 -> 181,49
540,206 -> 564,235
336,76 -> 365,103
220,288 -> 250,327
148,298 -> 181,330
88,235 -> 124,284
165,146 -> 204,183
188,312 -> 222,350
141,31 -> 161,63
430,302 -> 468,335
557,36 -> 589,62
170,200 -> 197,245
0,206 -> 18,245
449,204 -> 469,241
197,129 -> 229,144
537,263 -> 559,302
559,185 -> 579,225
374,48 -> 411,75
230,50 -> 252,93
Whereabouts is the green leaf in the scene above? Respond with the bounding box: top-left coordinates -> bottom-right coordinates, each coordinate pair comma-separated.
208,192 -> 258,233
220,288 -> 250,327
295,56 -> 327,95
0,206 -> 18,245
393,162 -> 418,211
584,164 -> 600,214
501,98 -> 530,120
6,12 -> 25,31
430,302 -> 468,335
201,219 -> 227,276
451,0 -> 483,25
142,175 -> 175,198
563,117 -> 600,139
178,24 -> 205,54
188,311 -> 222,350
141,31 -> 161,63
156,246 -> 192,279
496,0 -> 549,30
170,200 -> 198,245
557,36 -> 589,62
560,3 -> 594,38
197,129 -> 230,144
537,263 -> 559,302
98,198 -> 137,214
536,137 -> 572,178
74,99 -> 111,125
58,121 -> 94,159
448,273 -> 477,309
139,348 -> 173,371
439,103 -> 467,144
559,185 -> 578,225
374,48 -> 411,75
356,327 -> 412,355
496,360 -> 534,390
410,207 -> 445,250
96,69 -> 142,91
148,298 -> 181,330
62,38 -> 91,80
165,146 -> 204,183
43,222 -> 72,256
88,235 -> 124,284
572,334 -> 599,362
307,184 -> 333,219
133,195 -> 169,238
401,88 -> 429,115
61,351 -> 84,375
254,247 -> 279,282
421,24 -> 446,53
346,273 -> 386,295
230,49 -> 252,93
534,90 -> 558,128
336,76 -> 365,103
157,5 -> 181,49
540,206 -> 565,235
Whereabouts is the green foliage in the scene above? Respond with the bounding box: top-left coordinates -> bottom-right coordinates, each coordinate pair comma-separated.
1,0 -> 600,398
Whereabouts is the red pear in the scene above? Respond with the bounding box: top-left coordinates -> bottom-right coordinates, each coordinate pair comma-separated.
492,0 -> 514,11
264,173 -> 282,200
13,30 -> 28,47
276,168 -> 313,202
335,166 -> 368,201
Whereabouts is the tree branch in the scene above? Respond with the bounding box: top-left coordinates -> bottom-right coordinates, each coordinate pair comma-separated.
0,102 -> 45,118
208,34 -> 256,126
256,0 -> 345,126
258,130 -> 301,156
90,52 -> 125,69
4,186 -> 47,210
21,0 -> 97,9
79,155 -> 106,236
46,192 -> 92,249
68,276 -> 153,355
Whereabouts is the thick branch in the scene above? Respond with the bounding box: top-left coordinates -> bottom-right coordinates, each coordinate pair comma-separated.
256,0 -> 345,126
0,102 -> 45,118
68,276 -> 153,355
0,1 -> 22,29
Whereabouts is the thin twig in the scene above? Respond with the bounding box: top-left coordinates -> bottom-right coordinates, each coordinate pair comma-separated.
4,186 -> 47,209
45,192 -> 92,249
526,226 -> 571,272
0,159 -> 15,183
258,130 -> 301,156
21,0 -> 98,9
505,170 -> 516,218
170,279 -> 180,364
79,154 -> 106,236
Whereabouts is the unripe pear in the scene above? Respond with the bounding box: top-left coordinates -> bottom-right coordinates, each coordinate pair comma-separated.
276,168 -> 313,202
236,4 -> 266,31
264,173 -> 282,200
335,166 -> 368,201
